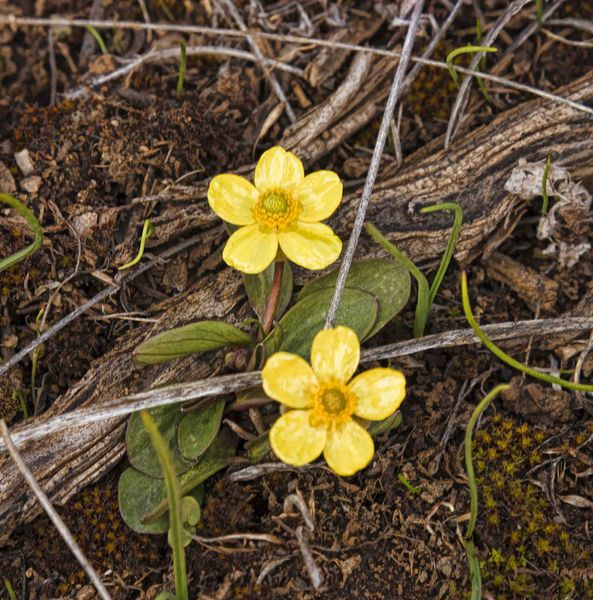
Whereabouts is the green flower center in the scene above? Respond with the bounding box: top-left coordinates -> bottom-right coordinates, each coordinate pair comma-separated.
252,190 -> 300,229
320,388 -> 348,414
310,382 -> 355,427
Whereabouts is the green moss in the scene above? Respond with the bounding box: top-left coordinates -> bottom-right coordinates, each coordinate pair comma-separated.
30,474 -> 164,595
474,417 -> 593,598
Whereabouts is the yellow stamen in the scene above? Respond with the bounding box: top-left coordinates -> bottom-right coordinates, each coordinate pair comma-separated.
252,190 -> 300,229
309,381 -> 356,427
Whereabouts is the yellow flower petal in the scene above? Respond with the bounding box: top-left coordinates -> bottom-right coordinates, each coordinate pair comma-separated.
348,368 -> 406,421
270,410 -> 326,466
295,171 -> 342,222
223,224 -> 278,274
323,419 -> 374,476
262,352 -> 318,409
311,326 -> 360,383
254,146 -> 304,191
277,222 -> 342,270
207,174 -> 258,226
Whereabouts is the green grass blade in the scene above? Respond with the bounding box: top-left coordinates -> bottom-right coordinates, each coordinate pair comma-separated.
463,384 -> 508,600
365,222 -> 430,338
461,271 -> 593,392
176,40 -> 187,98
3,577 -> 17,600
446,45 -> 498,83
419,202 -> 463,305
541,154 -> 552,215
118,219 -> 153,270
0,193 -> 44,273
140,410 -> 188,600
85,25 -> 108,54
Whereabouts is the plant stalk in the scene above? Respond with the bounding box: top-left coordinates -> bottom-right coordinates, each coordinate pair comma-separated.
261,260 -> 284,336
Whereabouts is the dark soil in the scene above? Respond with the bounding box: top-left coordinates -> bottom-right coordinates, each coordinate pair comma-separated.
2,1 -> 593,599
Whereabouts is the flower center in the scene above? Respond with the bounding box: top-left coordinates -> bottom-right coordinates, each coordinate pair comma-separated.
309,382 -> 355,428
252,190 -> 300,229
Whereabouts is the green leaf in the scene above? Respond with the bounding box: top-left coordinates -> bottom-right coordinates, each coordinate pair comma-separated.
178,400 -> 225,462
142,428 -> 238,524
155,593 -> 178,600
127,405 -> 190,477
264,287 -> 378,359
168,496 -> 201,548
299,259 -> 410,339
243,261 -> 293,321
118,469 -> 203,534
367,411 -> 402,437
245,431 -> 271,463
178,428 -> 237,495
133,320 -> 254,365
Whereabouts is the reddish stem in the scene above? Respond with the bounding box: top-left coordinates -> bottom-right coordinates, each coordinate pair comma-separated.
261,260 -> 285,336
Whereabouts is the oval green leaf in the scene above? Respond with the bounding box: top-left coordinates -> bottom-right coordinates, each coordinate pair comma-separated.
168,495 -> 201,548
133,320 -> 254,365
142,428 -> 238,524
264,287 -> 378,359
299,259 -> 411,338
127,405 -> 190,478
118,468 -> 203,535
178,400 -> 225,463
243,261 -> 293,321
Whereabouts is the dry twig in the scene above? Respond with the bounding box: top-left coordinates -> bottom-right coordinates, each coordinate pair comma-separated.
445,0 -> 531,147
0,421 -> 111,600
3,15 -> 593,116
324,0 -> 426,327
2,317 -> 592,451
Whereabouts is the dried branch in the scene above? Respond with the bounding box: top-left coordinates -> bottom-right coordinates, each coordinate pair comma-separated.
65,46 -> 304,99
2,316 -> 592,451
217,0 -> 296,122
0,421 -> 111,600
2,15 -> 593,117
445,0 -> 531,148
0,232 -> 205,378
324,0 -> 426,328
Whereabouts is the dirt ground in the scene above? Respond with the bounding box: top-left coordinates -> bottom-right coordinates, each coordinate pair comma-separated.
1,0 -> 593,598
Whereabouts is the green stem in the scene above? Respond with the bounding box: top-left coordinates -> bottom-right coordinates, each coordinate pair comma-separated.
141,454 -> 229,523
536,0 -> 543,33
176,40 -> 186,97
463,384 -> 508,600
541,154 -> 552,215
261,260 -> 285,336
461,271 -> 593,392
31,308 -> 44,408
85,25 -> 108,54
446,45 -> 498,83
420,202 -> 463,305
140,411 -> 188,600
0,193 -> 44,273
475,18 -> 493,103
463,538 -> 483,600
118,219 -> 153,270
365,222 -> 430,338
464,384 -> 509,539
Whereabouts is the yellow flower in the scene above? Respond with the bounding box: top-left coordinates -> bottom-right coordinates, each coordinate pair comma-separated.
262,326 -> 406,476
207,146 -> 343,274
